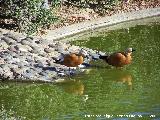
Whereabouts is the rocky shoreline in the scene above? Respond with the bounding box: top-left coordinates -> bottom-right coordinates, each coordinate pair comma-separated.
0,28 -> 102,82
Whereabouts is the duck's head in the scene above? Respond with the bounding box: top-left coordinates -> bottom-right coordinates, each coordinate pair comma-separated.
125,48 -> 136,53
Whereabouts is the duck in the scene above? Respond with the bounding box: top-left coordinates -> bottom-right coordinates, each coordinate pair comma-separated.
99,48 -> 135,67
55,49 -> 89,68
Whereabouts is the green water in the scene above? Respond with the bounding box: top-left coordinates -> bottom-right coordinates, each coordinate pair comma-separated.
1,22 -> 160,120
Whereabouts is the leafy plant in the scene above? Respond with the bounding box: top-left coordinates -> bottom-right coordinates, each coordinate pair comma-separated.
1,0 -> 60,35
66,0 -> 120,15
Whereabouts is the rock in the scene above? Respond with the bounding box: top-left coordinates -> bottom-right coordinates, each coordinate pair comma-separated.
44,70 -> 57,77
8,45 -> 17,52
21,40 -> 31,46
4,33 -> 21,42
12,58 -> 21,63
0,41 -> 9,49
2,37 -> 16,45
24,37 -> 33,43
0,59 -> 5,64
48,43 -> 56,48
17,62 -> 25,68
30,45 -> 43,54
33,67 -> 43,73
67,45 -> 80,53
22,72 -> 37,80
10,68 -> 21,79
15,45 -> 31,53
1,65 -> 11,73
44,48 -> 55,53
55,42 -> 70,52
46,59 -> 55,66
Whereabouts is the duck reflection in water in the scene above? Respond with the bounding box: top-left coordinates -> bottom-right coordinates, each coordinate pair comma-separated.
56,79 -> 84,94
100,69 -> 133,90
56,79 -> 89,102
116,72 -> 132,90
114,70 -> 133,90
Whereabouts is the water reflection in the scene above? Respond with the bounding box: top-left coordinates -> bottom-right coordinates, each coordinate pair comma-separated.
98,68 -> 133,90
56,79 -> 85,95
115,70 -> 133,90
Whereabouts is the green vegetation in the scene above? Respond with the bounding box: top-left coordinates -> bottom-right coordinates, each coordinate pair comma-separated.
0,0 -> 60,34
66,0 -> 120,14
0,0 -> 120,34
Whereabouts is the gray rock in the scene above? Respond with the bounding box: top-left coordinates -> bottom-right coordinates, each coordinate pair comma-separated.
2,65 -> 11,73
8,45 -> 17,52
48,43 -> 56,48
0,59 -> 5,64
44,48 -> 55,53
30,45 -> 43,54
17,62 -> 25,68
21,40 -> 31,46
2,37 -> 16,45
0,41 -> 9,49
24,37 -> 33,43
4,33 -> 21,42
34,67 -> 43,73
22,72 -> 37,79
15,45 -> 31,53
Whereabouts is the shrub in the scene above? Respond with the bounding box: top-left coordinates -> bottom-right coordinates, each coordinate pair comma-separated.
0,0 -> 60,35
66,0 -> 120,15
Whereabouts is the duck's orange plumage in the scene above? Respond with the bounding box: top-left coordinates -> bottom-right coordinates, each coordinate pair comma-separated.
62,53 -> 84,67
55,49 -> 88,67
99,48 -> 135,67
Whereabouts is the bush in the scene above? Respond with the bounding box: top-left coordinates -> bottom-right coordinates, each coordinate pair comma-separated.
66,0 -> 120,15
0,0 -> 60,35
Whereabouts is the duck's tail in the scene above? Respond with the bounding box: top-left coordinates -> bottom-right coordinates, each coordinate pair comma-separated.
99,55 -> 109,62
99,55 -> 108,59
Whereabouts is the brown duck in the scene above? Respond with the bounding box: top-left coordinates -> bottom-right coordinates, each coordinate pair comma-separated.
61,53 -> 84,67
55,49 -> 88,67
99,48 -> 135,67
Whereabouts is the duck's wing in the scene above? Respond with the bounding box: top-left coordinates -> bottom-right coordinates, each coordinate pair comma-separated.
108,52 -> 126,66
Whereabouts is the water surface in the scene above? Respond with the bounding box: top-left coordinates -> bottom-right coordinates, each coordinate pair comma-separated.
0,19 -> 160,120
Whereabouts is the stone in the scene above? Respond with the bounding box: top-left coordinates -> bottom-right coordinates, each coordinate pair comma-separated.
55,42 -> 70,52
4,33 -> 21,42
44,48 -> 55,53
22,72 -> 37,80
15,45 -> 30,52
2,37 -> 16,45
48,43 -> 56,48
8,45 -> 17,52
30,45 -> 43,54
21,40 -> 31,46
0,41 -> 9,49
67,45 -> 80,53
0,59 -> 5,64
24,37 -> 33,43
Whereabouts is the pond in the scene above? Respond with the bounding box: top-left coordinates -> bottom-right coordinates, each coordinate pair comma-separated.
0,17 -> 160,119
